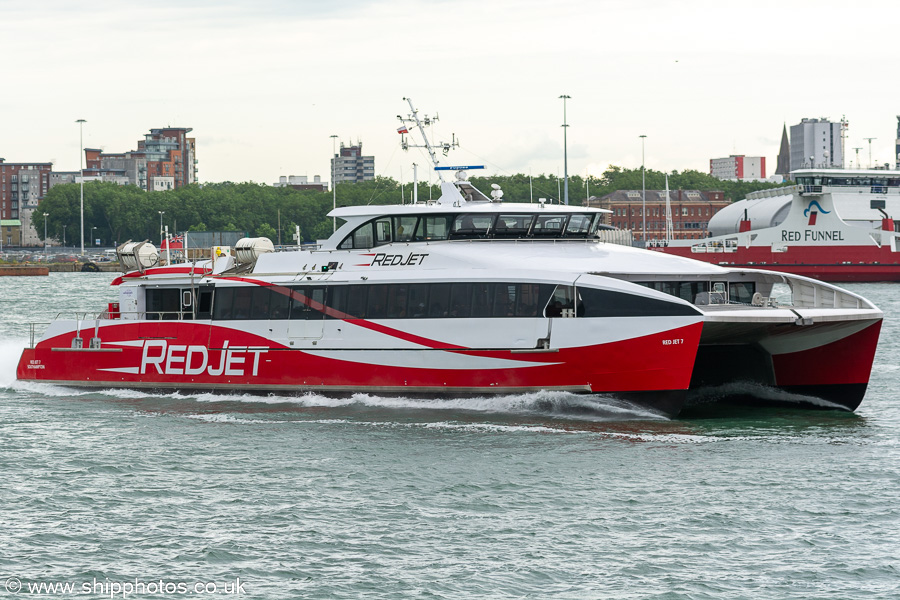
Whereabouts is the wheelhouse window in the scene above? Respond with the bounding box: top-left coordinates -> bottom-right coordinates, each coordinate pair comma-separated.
416,216 -> 452,241
565,214 -> 594,236
533,215 -> 568,237
339,211 -> 604,247
393,216 -> 417,242
494,214 -> 534,238
450,214 -> 492,239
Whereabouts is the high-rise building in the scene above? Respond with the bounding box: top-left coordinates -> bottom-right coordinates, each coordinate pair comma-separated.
789,118 -> 843,171
895,116 -> 900,169
275,175 -> 328,192
0,159 -> 52,246
710,155 -> 766,181
775,124 -> 791,178
85,127 -> 197,191
331,143 -> 374,184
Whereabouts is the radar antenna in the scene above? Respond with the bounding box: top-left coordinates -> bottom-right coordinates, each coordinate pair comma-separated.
398,97 -> 459,183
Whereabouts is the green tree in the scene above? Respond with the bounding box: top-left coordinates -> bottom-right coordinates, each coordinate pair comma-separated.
256,223 -> 277,240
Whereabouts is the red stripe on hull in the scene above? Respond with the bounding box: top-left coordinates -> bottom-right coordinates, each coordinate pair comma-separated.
771,320 -> 882,387
656,245 -> 900,282
16,321 -> 703,395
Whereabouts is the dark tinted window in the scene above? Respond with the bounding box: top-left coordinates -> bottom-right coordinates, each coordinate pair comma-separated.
408,284 -> 429,317
269,287 -> 291,319
729,282 -> 756,305
232,287 -> 253,320
212,287 -> 234,320
249,287 -> 270,320
493,283 -> 516,317
579,287 -> 700,317
471,283 -> 494,317
346,285 -> 367,318
366,285 -> 388,319
146,288 -> 181,320
449,283 -> 472,317
428,283 -> 451,317
386,284 -> 409,318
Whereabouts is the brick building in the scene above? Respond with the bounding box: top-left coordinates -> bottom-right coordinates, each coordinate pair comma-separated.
585,189 -> 729,241
1,219 -> 22,248
85,127 -> 197,191
0,159 -> 53,246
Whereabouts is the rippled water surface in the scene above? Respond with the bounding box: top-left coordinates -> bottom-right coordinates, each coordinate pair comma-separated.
1,274 -> 898,599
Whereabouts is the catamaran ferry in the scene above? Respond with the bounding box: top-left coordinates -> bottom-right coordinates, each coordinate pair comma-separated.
15,103 -> 884,417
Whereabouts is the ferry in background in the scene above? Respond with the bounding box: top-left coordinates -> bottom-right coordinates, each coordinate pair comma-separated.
15,104 -> 885,417
652,168 -> 900,282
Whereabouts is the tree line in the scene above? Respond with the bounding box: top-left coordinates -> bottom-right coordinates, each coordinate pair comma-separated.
36,168 -> 786,247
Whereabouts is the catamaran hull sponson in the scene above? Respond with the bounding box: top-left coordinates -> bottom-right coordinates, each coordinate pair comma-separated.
689,318 -> 881,410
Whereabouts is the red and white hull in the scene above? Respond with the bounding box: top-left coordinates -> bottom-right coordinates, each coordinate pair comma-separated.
17,316 -> 704,417
656,244 -> 900,283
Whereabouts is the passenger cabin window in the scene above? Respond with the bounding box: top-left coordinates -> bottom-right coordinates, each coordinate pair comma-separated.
204,282 -> 702,321
546,285 -> 577,317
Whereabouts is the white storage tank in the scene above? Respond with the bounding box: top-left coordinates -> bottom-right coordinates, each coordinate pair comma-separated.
117,241 -> 160,272
234,237 -> 275,264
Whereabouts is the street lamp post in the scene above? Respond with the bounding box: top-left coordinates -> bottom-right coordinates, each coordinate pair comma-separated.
91,226 -> 98,247
158,211 -> 165,246
330,134 -> 338,232
639,134 -> 647,243
62,225 -> 67,247
559,95 -> 571,205
76,119 -> 86,256
43,212 -> 49,254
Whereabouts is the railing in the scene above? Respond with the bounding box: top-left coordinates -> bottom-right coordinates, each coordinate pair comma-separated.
29,323 -> 50,349
800,185 -> 823,194
54,310 -> 197,322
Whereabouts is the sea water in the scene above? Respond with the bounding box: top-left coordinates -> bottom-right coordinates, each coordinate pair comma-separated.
1,273 -> 898,599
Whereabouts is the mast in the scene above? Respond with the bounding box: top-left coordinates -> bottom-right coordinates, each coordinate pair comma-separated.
665,174 -> 673,243
399,97 -> 456,183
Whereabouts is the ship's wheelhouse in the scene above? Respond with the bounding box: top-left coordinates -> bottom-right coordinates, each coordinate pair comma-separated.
336,211 -> 609,249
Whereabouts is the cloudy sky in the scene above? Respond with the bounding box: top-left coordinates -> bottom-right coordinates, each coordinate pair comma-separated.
2,0 -> 898,187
